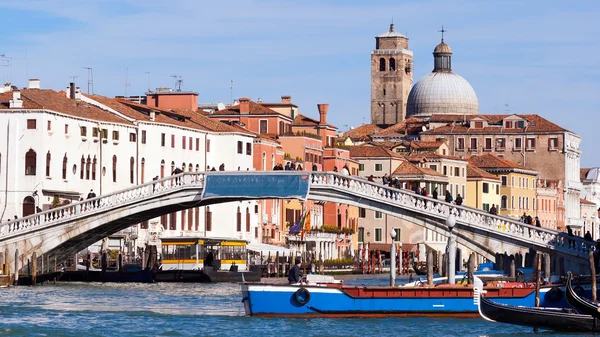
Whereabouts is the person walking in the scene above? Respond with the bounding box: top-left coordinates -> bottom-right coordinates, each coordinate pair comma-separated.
432,188 -> 438,200
455,194 -> 463,206
535,217 -> 541,227
489,204 -> 497,215
444,190 -> 453,203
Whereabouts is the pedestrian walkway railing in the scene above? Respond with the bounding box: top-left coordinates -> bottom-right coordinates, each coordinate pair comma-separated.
310,172 -> 594,257
0,173 -> 205,240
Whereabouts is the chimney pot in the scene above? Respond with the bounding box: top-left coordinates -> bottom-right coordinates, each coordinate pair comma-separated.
257,97 -> 262,104
28,79 -> 40,89
69,82 -> 76,100
281,95 -> 291,104
150,111 -> 156,121
239,97 -> 250,114
9,90 -> 23,108
317,103 -> 329,125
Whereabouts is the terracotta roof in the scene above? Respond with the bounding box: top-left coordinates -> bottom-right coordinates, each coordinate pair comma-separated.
374,117 -> 426,137
392,161 -> 445,177
407,153 -> 466,162
349,145 -> 404,159
580,198 -> 597,206
410,141 -> 444,150
581,168 -> 592,181
344,124 -> 381,141
211,100 -> 280,116
365,140 -> 404,149
424,114 -> 569,134
0,89 -> 132,125
468,153 -> 536,172
293,113 -> 337,129
467,164 -> 500,181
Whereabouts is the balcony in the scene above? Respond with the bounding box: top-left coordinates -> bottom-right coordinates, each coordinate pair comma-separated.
468,147 -> 478,152
455,147 -> 465,152
483,147 -> 493,152
495,146 -> 505,152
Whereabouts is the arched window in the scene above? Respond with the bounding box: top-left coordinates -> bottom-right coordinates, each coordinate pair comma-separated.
112,155 -> 117,182
389,58 -> 396,71
80,156 -> 85,179
271,154 -> 275,170
262,152 -> 266,170
92,156 -> 97,180
141,158 -> 145,184
195,164 -> 199,172
379,58 -> 386,72
22,196 -> 35,217
246,207 -> 250,232
236,206 -> 241,232
86,155 -> 91,180
171,161 -> 175,175
188,163 -> 193,172
187,208 -> 193,231
130,157 -> 135,184
25,149 -> 37,175
160,160 -> 165,179
205,206 -> 212,231
45,151 -> 51,177
62,154 -> 68,179
337,209 -> 342,228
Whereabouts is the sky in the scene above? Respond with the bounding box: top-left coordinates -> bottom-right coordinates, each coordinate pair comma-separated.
0,0 -> 598,166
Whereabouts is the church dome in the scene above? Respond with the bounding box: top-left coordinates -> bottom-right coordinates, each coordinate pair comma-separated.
406,72 -> 478,117
406,37 -> 478,118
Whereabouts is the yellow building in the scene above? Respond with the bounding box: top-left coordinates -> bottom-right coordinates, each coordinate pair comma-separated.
468,154 -> 538,219
466,164 -> 501,212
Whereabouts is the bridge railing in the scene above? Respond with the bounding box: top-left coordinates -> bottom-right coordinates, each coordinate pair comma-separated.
310,172 -> 595,256
0,173 -> 205,241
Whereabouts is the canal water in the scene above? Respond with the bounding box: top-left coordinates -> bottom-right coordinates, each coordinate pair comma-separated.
0,274 -> 580,336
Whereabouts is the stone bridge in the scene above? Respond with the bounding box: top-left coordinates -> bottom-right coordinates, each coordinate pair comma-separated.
0,172 -> 594,274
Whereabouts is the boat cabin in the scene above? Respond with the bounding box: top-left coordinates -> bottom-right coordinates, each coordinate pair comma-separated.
160,237 -> 248,271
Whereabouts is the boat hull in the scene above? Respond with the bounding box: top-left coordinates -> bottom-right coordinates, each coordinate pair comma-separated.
241,283 -> 571,317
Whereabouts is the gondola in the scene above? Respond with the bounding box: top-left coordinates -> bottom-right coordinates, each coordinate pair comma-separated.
411,262 -> 427,276
473,276 -> 600,332
566,272 -> 600,318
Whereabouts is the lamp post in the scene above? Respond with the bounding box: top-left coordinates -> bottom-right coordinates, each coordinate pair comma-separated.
446,214 -> 456,285
389,230 -> 397,286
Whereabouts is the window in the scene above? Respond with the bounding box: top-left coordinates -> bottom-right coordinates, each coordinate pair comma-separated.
469,138 -> 478,151
92,127 -> 99,137
501,176 -> 507,186
483,182 -> 489,194
474,121 -> 483,128
80,156 -> 84,179
189,137 -> 193,151
359,208 -> 366,218
526,137 -> 536,150
483,203 -> 490,212
85,156 -> 91,180
484,138 -> 492,151
462,168 -> 465,177
92,156 -> 97,180
169,212 -> 176,231
237,141 -> 243,154
375,164 -> 382,172
501,195 -> 508,209
80,126 -> 87,137
548,137 -> 558,150
112,155 -> 117,182
430,165 -> 438,172
457,138 -> 465,151
171,134 -> 175,148
47,120 -> 51,131
141,130 -> 147,144
454,167 -> 460,177
389,58 -> 396,71
505,121 -> 513,128
236,207 -> 241,232
182,136 -> 186,149
393,228 -> 401,242
206,207 -> 212,231
358,227 -> 365,242
246,143 -> 252,156
45,151 -> 51,177
246,208 -> 250,232
207,139 -> 211,152
130,157 -> 135,184
511,196 -> 515,209
517,121 -> 525,128
496,184 -> 500,195
62,154 -> 67,179
196,138 -> 200,151
161,133 -> 165,147
375,211 -> 382,219
375,228 -> 382,242
359,164 -> 364,171
514,137 -> 522,150
496,138 -> 505,151
64,124 -> 69,134
27,119 -> 37,129
259,120 -> 268,134
102,129 -> 108,139
112,131 -> 119,141
129,133 -> 136,142
25,149 -> 36,175
443,166 -> 448,175
379,58 -> 386,72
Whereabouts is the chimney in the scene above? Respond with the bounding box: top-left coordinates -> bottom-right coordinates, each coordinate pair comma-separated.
317,103 -> 329,125
257,97 -> 262,104
239,97 -> 250,114
75,86 -> 82,100
69,82 -> 76,99
9,90 -> 23,108
281,95 -> 291,104
150,111 -> 156,121
28,79 -> 40,89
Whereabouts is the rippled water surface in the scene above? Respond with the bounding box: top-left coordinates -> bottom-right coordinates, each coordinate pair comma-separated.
0,275 -> 584,336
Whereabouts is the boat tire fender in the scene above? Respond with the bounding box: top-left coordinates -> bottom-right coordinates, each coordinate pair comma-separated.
545,286 -> 562,303
574,285 -> 585,297
294,287 -> 310,305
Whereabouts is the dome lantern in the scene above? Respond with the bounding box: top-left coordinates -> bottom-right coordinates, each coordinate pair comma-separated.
433,26 -> 452,72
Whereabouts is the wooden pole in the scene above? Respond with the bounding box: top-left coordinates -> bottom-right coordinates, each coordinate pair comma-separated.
535,253 -> 541,307
467,253 -> 475,284
544,253 -> 551,283
426,249 -> 433,286
275,251 -> 280,278
509,256 -> 516,280
4,247 -> 8,275
41,254 -> 44,274
590,250 -> 597,302
31,252 -> 37,285
54,256 -> 57,272
14,248 -> 19,286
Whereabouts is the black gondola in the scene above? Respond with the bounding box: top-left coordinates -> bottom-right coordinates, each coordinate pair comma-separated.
473,276 -> 600,332
566,272 -> 600,318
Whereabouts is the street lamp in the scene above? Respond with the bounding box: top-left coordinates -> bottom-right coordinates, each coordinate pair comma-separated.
446,215 -> 457,284
389,230 -> 397,287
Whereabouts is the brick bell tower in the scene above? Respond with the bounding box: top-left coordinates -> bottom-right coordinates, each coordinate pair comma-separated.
370,23 -> 413,127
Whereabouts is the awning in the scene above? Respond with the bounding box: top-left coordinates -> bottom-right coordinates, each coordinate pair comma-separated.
42,189 -> 82,197
247,243 -> 291,255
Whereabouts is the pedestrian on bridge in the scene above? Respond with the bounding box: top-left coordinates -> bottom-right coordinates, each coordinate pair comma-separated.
489,204 -> 497,215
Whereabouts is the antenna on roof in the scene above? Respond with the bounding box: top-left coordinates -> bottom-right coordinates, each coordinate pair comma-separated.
82,67 -> 93,95
230,80 -> 234,105
124,68 -> 130,96
0,54 -> 12,83
170,75 -> 182,92
69,75 -> 78,83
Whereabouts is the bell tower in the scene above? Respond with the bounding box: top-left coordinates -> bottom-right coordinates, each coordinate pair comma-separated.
370,23 -> 413,127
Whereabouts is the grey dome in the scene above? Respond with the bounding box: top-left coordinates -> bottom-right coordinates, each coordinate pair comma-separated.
406,72 -> 478,118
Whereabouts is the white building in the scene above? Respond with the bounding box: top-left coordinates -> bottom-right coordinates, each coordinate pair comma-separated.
0,80 -> 259,254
